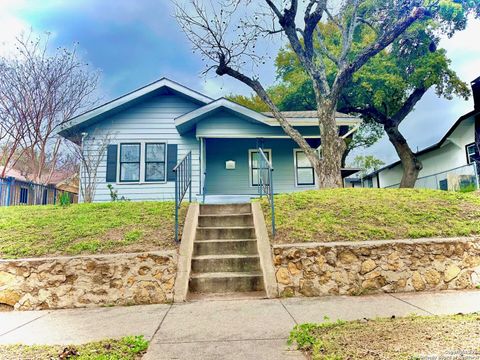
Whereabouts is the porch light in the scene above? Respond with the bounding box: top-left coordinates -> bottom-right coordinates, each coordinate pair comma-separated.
225,160 -> 236,170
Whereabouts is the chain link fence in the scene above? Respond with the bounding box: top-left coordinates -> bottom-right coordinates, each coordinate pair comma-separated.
384,163 -> 479,191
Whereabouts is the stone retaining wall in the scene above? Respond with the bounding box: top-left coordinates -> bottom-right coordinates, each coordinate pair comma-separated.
0,251 -> 177,310
273,237 -> 480,297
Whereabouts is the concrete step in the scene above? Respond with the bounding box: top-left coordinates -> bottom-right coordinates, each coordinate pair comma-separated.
198,214 -> 254,227
191,254 -> 261,273
196,226 -> 256,240
188,291 -> 266,301
189,272 -> 265,293
194,239 -> 258,256
200,203 -> 252,215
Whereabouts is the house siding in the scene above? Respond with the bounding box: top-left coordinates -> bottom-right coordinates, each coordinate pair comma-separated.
376,116 -> 475,188
80,93 -> 202,202
205,138 -> 317,195
196,110 -> 320,138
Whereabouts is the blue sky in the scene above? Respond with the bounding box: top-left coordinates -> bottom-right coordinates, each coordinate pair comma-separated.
1,0 -> 479,165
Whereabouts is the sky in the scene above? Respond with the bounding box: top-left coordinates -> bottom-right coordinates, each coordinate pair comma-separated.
1,0 -> 479,165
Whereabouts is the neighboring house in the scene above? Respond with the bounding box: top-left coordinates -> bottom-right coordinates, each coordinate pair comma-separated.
363,76 -> 480,190
58,78 -> 360,202
0,166 -> 78,205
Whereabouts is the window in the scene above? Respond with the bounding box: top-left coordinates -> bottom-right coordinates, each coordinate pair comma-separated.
120,143 -> 140,182
249,149 -> 271,186
466,143 -> 478,164
19,187 -> 29,204
145,143 -> 166,182
294,150 -> 315,186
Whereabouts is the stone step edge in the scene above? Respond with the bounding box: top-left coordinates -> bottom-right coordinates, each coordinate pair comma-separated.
192,254 -> 260,260
190,271 -> 264,279
198,213 -> 253,217
196,226 -> 256,230
194,238 -> 258,243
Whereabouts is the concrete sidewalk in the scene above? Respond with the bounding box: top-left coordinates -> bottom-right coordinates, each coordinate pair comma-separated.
0,290 -> 479,359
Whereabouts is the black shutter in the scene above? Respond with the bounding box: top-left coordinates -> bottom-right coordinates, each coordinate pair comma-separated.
106,144 -> 118,182
167,144 -> 178,182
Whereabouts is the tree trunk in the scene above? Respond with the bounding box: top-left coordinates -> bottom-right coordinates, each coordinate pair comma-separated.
316,98 -> 345,188
384,122 -> 422,188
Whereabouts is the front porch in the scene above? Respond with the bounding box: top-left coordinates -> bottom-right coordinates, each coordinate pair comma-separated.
200,137 -> 321,197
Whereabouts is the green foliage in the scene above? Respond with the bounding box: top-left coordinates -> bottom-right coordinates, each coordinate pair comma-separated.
288,320 -> 346,359
263,188 -> 480,244
0,335 -> 149,360
58,192 -> 71,207
227,94 -> 270,112
459,182 -> 477,193
351,155 -> 385,177
0,201 -> 185,258
107,184 -> 128,202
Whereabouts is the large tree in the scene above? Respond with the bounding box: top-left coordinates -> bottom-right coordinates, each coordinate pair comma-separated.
338,23 -> 470,187
0,33 -> 98,184
175,0 -> 473,188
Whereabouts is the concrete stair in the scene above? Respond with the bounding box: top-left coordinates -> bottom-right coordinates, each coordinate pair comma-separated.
189,203 -> 265,296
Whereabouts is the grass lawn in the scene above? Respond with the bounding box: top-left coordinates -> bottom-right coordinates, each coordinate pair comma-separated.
0,335 -> 149,360
288,313 -> 480,360
263,188 -> 480,244
0,201 -> 186,259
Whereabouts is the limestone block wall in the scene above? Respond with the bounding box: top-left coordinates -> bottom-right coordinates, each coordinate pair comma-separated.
273,237 -> 480,297
0,251 -> 177,310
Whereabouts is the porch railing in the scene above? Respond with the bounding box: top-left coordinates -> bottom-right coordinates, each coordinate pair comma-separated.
257,147 -> 275,236
202,171 -> 207,204
0,176 -> 77,206
173,151 -> 192,243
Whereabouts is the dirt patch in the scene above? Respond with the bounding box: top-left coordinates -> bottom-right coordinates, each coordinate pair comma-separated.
291,313 -> 480,360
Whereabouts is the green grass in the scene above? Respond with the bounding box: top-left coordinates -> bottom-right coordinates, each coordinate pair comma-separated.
262,188 -> 480,243
288,314 -> 480,360
0,201 -> 186,259
0,335 -> 149,360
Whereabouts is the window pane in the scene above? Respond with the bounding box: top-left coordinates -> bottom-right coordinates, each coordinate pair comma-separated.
121,144 -> 140,162
252,169 -> 259,185
146,163 -> 165,181
146,143 -> 165,162
121,163 -> 140,181
251,151 -> 270,168
297,168 -> 314,185
296,151 -> 310,167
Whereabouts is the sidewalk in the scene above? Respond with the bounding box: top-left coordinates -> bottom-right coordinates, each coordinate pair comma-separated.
0,290 -> 479,359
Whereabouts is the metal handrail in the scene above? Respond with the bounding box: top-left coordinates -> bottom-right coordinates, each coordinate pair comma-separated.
202,171 -> 207,204
257,147 -> 275,236
173,151 -> 192,242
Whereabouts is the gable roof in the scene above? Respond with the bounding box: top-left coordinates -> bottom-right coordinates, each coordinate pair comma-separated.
175,98 -> 274,134
58,77 -> 361,139
58,78 -> 212,139
364,108 -> 479,178
175,98 -> 361,134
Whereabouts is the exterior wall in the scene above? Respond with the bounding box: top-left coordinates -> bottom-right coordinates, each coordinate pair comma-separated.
205,138 -> 317,195
81,93 -> 202,202
377,117 -> 475,188
273,237 -> 480,297
0,251 -> 177,310
196,109 -> 320,138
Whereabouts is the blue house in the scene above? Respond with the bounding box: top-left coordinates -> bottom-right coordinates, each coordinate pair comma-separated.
59,78 -> 360,202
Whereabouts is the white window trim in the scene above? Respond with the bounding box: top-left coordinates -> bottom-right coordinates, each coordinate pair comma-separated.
466,142 -> 477,164
248,149 -> 272,187
293,149 -> 317,187
116,141 -> 168,185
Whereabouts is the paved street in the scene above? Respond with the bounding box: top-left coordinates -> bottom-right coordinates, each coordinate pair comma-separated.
0,290 -> 479,359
